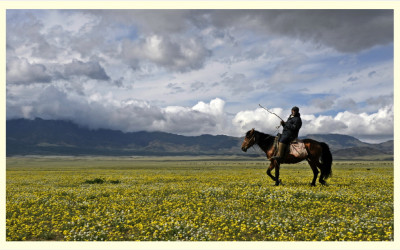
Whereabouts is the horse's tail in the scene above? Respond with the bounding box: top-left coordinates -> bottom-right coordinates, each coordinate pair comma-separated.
320,142 -> 332,180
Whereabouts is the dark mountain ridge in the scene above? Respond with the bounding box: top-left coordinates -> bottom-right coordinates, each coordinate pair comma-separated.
6,118 -> 241,156
6,118 -> 393,160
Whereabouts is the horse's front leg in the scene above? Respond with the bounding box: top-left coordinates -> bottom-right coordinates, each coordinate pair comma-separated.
274,161 -> 281,186
266,162 -> 277,182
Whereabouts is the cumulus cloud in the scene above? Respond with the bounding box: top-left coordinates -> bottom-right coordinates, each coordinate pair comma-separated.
233,107 -> 286,135
7,86 -> 231,136
301,105 -> 393,142
192,98 -> 224,116
155,106 -> 218,135
301,114 -> 348,135
332,106 -> 393,136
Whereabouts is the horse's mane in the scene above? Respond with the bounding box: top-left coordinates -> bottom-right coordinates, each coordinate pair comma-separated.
253,130 -> 275,150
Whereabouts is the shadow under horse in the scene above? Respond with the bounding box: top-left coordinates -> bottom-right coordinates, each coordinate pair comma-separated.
241,128 -> 332,186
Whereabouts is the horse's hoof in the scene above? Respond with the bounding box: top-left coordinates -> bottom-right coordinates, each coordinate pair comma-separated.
310,183 -> 316,187
274,179 -> 282,186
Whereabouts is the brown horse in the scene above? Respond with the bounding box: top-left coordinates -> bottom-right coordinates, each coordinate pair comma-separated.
241,128 -> 332,186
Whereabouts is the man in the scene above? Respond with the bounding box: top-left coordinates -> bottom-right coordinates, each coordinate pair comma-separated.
271,106 -> 302,163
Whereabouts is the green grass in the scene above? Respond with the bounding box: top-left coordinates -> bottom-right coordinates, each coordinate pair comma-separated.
6,156 -> 394,241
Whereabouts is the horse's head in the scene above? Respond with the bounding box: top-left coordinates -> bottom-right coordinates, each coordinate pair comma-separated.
241,128 -> 257,152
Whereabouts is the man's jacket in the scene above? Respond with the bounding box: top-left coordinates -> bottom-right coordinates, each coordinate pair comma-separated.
282,113 -> 302,140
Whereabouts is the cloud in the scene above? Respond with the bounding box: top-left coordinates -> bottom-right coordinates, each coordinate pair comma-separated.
63,59 -> 110,80
7,85 -> 165,132
6,11 -> 44,51
190,81 -> 206,92
83,9 -> 393,54
121,34 -> 212,72
220,73 -> 253,94
347,76 -> 358,82
166,83 -> 184,94
305,105 -> 394,141
87,10 -> 194,35
155,106 -> 218,135
192,98 -> 225,116
310,95 -> 337,110
5,10 -> 394,143
299,60 -> 393,114
151,98 -> 230,135
366,94 -> 393,108
6,9 -> 393,83
6,82 -> 394,142
335,98 -> 358,111
7,86 -> 231,136
209,10 -> 393,53
7,57 -> 52,84
266,52 -> 313,86
275,10 -> 393,53
301,114 -> 348,135
233,107 -> 285,135
332,105 -> 393,137
368,71 -> 377,78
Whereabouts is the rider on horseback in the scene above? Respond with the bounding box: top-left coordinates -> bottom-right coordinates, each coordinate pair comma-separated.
271,106 -> 302,163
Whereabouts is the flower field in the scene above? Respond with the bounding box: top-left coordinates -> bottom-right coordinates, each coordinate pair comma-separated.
6,157 -> 394,241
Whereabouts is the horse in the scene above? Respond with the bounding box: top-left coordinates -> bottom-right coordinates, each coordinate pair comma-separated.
241,128 -> 332,186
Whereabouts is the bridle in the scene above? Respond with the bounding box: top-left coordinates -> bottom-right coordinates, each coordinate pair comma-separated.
246,131 -> 257,147
242,129 -> 275,154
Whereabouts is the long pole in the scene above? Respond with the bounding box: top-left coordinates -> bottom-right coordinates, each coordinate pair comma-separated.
258,104 -> 284,122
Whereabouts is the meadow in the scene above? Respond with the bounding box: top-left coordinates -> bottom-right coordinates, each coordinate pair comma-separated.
6,156 -> 394,241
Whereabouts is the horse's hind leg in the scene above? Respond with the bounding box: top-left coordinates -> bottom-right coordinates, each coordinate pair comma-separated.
318,169 -> 327,185
315,161 -> 327,185
308,160 -> 319,186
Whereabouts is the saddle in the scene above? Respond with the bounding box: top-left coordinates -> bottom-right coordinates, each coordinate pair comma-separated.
273,134 -> 308,158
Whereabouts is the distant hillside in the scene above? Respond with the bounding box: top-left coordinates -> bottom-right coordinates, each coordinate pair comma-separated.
6,118 -> 393,160
6,118 -> 242,156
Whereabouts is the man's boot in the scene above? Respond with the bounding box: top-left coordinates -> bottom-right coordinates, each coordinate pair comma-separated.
271,142 -> 287,163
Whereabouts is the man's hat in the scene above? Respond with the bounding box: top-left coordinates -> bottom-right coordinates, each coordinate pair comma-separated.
291,106 -> 299,113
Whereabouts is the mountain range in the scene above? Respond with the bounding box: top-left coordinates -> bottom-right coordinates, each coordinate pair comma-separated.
6,118 -> 393,160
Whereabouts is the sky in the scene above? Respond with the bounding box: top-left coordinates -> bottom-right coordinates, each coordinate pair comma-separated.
6,9 -> 394,143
